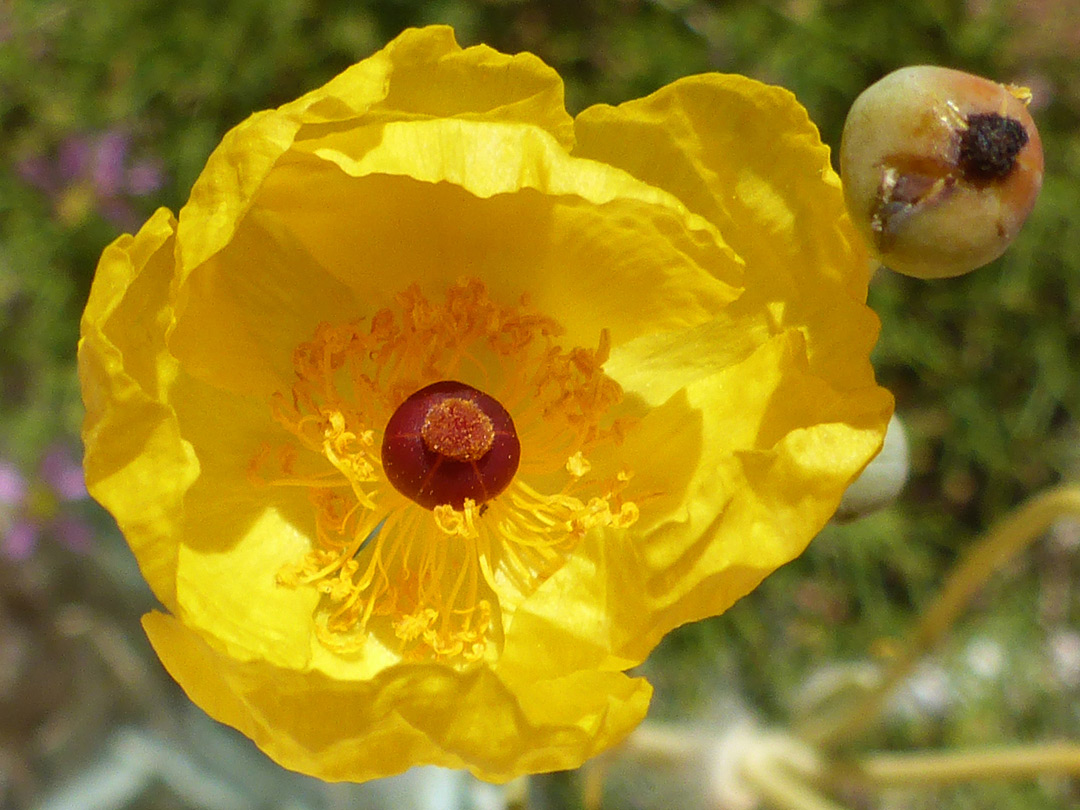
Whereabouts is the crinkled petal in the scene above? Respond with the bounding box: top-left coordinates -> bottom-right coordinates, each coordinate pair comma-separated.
626,331 -> 891,654
78,208 -> 198,610
264,118 -> 742,342
177,26 -> 572,281
283,25 -> 573,140
574,73 -> 879,391
169,201 -> 363,399
172,117 -> 742,397
169,373 -> 326,671
144,611 -> 650,783
502,330 -> 892,679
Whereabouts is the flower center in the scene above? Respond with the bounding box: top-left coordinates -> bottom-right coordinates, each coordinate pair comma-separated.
381,380 -> 521,510
255,278 -> 638,663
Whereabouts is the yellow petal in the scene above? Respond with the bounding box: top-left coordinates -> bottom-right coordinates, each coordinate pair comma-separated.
169,203 -> 363,398
287,26 -> 574,143
273,118 -> 741,332
168,373 -> 328,671
502,330 -> 892,676
78,209 -> 198,610
620,330 -> 892,662
574,73 -> 879,392
173,118 -> 742,396
144,611 -> 650,782
605,309 -> 771,408
177,26 -> 572,282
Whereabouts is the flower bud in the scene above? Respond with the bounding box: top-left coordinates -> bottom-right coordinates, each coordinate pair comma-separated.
840,66 -> 1043,279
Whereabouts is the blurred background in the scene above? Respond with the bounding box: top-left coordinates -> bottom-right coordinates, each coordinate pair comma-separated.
2,1 -> 1079,808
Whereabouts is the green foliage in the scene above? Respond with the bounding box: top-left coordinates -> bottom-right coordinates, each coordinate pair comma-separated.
2,1 -> 1079,807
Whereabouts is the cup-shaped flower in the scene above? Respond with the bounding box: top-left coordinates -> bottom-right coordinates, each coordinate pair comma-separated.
79,26 -> 893,783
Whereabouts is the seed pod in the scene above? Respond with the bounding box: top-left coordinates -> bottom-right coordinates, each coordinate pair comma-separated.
840,66 -> 1044,279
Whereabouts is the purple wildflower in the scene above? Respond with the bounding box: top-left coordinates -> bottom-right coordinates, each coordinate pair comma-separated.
0,446 -> 92,560
15,130 -> 164,230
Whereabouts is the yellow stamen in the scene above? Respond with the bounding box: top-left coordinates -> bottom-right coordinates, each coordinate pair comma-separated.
254,278 -> 638,664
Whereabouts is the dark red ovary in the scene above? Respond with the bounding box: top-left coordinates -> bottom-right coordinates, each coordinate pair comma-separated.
381,381 -> 520,510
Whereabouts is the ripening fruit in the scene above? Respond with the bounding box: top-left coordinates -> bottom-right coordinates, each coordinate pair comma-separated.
840,66 -> 1044,279
381,380 -> 521,510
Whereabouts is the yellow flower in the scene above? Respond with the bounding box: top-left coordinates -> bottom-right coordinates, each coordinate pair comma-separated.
79,26 -> 892,783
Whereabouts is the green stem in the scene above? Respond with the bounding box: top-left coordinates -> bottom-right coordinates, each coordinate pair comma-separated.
804,484 -> 1080,747
842,741 -> 1080,785
740,749 -> 850,810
